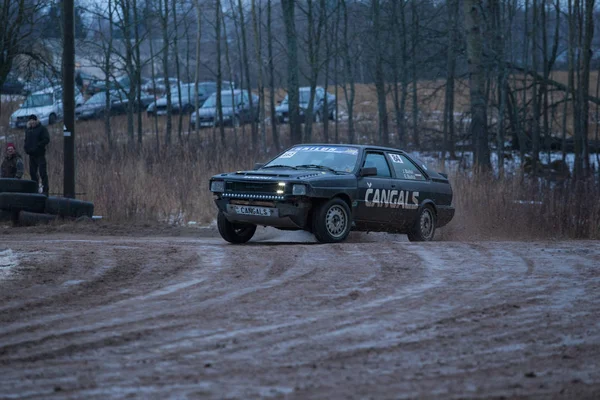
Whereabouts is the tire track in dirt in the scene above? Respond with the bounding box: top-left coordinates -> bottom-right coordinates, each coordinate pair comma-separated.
0,237 -> 599,399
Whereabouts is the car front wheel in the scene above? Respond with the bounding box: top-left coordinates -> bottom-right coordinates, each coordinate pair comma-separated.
407,205 -> 436,242
312,198 -> 351,243
217,211 -> 256,244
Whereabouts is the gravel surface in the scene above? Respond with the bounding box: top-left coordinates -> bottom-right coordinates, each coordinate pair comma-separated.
1,228 -> 599,399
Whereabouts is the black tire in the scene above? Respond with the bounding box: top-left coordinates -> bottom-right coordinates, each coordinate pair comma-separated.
407,205 -> 436,242
48,113 -> 56,125
232,115 -> 241,128
17,211 -> 59,226
217,211 -> 256,244
0,178 -> 38,194
45,196 -> 94,218
182,104 -> 194,114
312,198 -> 352,243
0,193 -> 47,213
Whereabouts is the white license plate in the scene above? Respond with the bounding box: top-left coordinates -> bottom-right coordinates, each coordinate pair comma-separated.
231,205 -> 276,217
283,117 -> 289,122
200,121 -> 213,127
156,110 -> 167,116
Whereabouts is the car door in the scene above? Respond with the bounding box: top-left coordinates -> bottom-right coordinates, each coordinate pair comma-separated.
354,151 -> 394,225
386,152 -> 430,229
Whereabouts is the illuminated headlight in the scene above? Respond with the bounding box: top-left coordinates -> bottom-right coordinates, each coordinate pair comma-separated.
292,184 -> 306,195
210,180 -> 225,192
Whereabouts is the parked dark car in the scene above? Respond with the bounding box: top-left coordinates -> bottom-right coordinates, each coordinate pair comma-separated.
76,89 -> 154,120
85,75 -> 150,96
1,80 -> 25,95
209,144 -> 455,244
276,86 -> 336,123
147,82 -> 220,116
141,77 -> 180,97
190,89 -> 258,128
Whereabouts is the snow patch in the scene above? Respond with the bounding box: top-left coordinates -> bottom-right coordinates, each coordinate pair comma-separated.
0,249 -> 19,278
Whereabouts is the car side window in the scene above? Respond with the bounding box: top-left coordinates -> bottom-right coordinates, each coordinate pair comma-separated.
363,152 -> 391,177
388,153 -> 426,181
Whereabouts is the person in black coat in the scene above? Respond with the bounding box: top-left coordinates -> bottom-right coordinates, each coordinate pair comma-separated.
24,114 -> 50,195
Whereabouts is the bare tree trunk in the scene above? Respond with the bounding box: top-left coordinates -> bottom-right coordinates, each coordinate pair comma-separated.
104,0 -> 114,148
410,0 -> 420,149
531,0 -> 541,172
194,0 -> 202,142
372,0 -> 389,146
162,0 -> 173,146
267,0 -> 279,150
340,0 -> 355,144
579,0 -> 595,178
251,0 -> 267,152
216,0 -> 225,145
281,0 -> 301,144
463,0 -> 491,169
171,0 -> 184,143
302,0 -> 325,143
133,0 -> 143,146
443,0 -> 458,162
149,33 -> 160,154
237,0 -> 258,149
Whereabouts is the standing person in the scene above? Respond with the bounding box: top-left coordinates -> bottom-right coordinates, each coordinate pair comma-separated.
0,143 -> 24,179
24,114 -> 50,195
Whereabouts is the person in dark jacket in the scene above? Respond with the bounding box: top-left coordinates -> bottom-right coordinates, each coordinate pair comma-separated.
24,114 -> 50,195
1,143 -> 24,179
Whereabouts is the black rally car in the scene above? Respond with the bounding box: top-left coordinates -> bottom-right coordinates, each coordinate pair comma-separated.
209,144 -> 455,243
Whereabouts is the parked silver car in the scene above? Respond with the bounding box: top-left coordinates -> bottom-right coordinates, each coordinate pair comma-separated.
9,85 -> 84,128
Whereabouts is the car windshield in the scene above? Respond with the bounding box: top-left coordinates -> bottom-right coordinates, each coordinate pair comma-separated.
264,146 -> 360,173
281,89 -> 313,105
23,93 -> 53,108
87,92 -> 107,104
202,93 -> 236,108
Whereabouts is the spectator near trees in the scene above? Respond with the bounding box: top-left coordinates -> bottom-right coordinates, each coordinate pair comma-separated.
0,143 -> 24,179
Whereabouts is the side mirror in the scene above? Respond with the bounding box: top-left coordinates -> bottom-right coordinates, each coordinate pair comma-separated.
359,167 -> 377,177
254,162 -> 264,170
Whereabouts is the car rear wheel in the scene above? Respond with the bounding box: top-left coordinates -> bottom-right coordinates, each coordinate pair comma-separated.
217,211 -> 256,244
48,113 -> 56,125
312,198 -> 351,243
407,205 -> 436,242
314,112 -> 322,123
232,115 -> 241,127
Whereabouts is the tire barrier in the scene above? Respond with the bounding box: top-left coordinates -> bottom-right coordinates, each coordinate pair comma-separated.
0,178 -> 38,194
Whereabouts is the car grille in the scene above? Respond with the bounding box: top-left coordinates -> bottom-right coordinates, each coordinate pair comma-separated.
226,181 -> 281,194
16,116 -> 28,122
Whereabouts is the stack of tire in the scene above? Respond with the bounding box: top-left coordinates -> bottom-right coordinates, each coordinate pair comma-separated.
0,178 -> 94,226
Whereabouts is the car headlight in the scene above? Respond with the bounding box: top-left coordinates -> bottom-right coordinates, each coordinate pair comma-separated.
292,184 -> 307,195
210,180 -> 225,192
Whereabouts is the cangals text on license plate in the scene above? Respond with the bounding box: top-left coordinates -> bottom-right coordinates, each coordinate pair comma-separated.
232,205 -> 275,216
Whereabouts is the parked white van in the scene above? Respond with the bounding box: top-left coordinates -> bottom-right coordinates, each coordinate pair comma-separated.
9,85 -> 84,129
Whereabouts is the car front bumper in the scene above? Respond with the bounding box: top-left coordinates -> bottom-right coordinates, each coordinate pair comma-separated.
215,197 -> 312,229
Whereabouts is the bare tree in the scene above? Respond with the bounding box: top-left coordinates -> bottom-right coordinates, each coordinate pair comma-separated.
281,0 -> 301,144
463,0 -> 490,169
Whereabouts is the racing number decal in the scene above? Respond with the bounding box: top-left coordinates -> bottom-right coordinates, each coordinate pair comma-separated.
365,189 -> 419,209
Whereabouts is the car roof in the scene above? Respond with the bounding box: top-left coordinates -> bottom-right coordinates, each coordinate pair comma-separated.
31,85 -> 62,95
290,143 -> 409,153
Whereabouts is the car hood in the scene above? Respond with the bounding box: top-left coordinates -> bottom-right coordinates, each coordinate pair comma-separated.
213,168 -> 345,182
275,103 -> 310,113
198,106 -> 234,117
11,105 -> 54,119
77,103 -> 103,112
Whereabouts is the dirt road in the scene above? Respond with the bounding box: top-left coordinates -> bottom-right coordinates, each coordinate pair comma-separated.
1,228 -> 599,399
